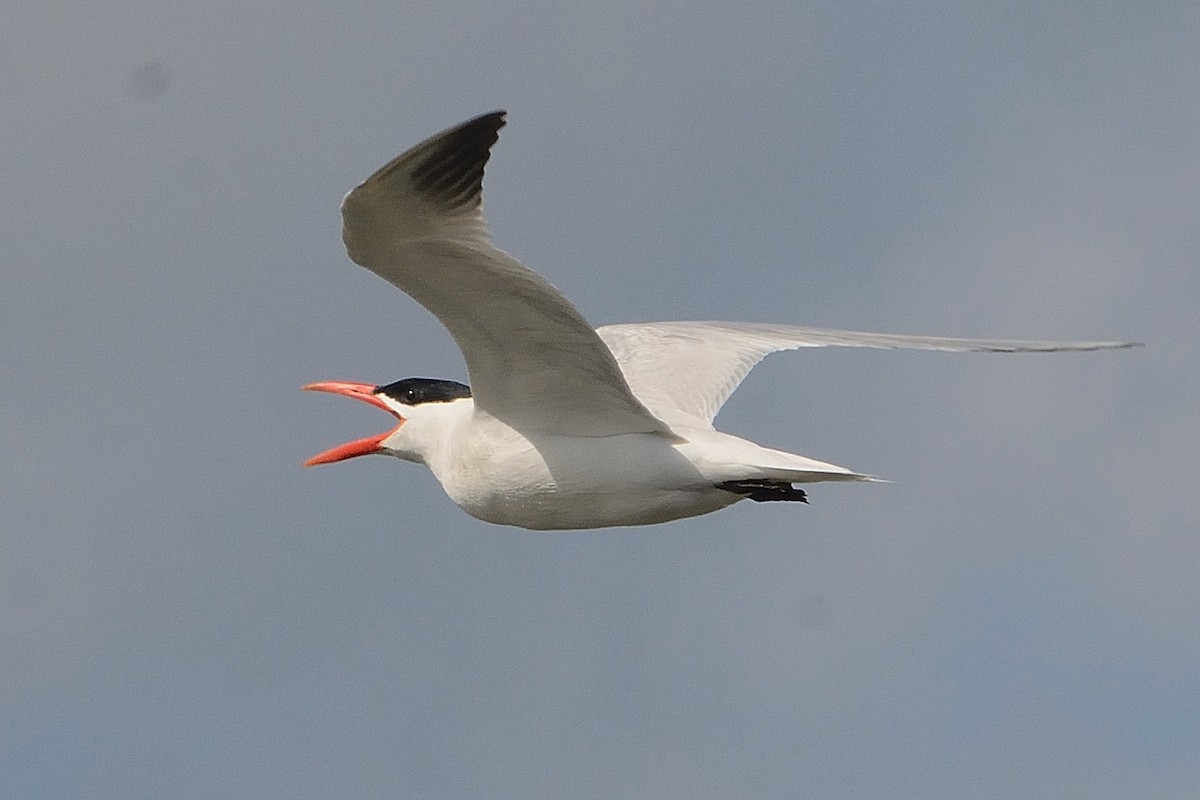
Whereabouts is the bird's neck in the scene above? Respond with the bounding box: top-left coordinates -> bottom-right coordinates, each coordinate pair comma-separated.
392,397 -> 476,465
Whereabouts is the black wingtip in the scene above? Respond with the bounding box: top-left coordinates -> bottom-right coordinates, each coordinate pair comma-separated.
407,110 -> 507,210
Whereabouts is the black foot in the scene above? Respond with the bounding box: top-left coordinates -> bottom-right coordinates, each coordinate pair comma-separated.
716,480 -> 808,503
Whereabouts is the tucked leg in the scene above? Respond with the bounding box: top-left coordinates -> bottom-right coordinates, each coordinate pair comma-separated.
716,480 -> 809,503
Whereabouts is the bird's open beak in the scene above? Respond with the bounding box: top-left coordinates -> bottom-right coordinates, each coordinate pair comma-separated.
302,381 -> 405,466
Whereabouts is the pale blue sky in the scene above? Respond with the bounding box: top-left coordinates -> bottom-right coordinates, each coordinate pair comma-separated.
2,3 -> 1196,798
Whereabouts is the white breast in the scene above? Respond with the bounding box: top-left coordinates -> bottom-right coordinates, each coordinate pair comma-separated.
425,417 -> 737,530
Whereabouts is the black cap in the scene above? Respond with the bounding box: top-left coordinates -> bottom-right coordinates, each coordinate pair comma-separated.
375,378 -> 472,406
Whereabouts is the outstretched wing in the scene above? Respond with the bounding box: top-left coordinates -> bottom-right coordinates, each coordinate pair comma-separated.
340,112 -> 672,438
598,321 -> 1140,428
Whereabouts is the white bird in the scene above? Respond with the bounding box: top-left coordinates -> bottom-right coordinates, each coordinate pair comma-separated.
304,111 -> 1138,530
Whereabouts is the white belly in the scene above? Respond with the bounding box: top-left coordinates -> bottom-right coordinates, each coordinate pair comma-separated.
428,429 -> 740,530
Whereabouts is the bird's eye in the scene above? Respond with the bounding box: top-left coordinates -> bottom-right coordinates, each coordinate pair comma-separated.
406,389 -> 417,401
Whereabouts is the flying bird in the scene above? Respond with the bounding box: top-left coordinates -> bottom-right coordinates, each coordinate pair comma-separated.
304,111 -> 1137,530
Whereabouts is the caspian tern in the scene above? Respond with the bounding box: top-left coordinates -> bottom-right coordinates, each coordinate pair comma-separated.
304,111 -> 1138,530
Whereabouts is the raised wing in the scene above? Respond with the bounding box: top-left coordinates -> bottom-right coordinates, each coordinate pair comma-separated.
340,112 -> 672,438
598,321 -> 1140,428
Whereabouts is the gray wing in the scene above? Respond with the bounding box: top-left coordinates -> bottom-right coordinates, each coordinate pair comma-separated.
597,321 -> 1140,429
340,112 -> 672,438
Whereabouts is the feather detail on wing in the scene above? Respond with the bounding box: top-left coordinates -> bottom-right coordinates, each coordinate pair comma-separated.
340,112 -> 673,438
598,321 -> 1140,428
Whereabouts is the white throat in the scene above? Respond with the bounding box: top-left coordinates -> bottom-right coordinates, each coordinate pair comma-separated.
377,396 -> 476,465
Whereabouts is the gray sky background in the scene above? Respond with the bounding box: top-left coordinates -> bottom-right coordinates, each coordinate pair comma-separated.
3,3 -> 1197,798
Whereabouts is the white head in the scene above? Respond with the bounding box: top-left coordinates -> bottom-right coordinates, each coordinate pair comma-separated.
303,377 -> 473,466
